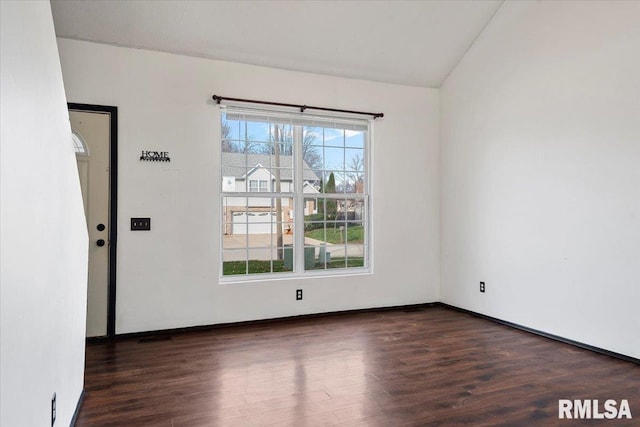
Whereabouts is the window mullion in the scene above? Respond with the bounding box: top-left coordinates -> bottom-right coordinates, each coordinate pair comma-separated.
293,125 -> 305,273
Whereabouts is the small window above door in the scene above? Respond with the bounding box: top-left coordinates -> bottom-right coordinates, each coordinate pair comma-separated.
72,130 -> 89,155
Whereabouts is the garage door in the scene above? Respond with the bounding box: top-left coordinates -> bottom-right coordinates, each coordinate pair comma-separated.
232,211 -> 276,234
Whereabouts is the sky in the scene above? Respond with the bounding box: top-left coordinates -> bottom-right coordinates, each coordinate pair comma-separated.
223,114 -> 366,177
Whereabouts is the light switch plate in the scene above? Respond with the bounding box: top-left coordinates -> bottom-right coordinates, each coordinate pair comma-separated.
131,218 -> 151,231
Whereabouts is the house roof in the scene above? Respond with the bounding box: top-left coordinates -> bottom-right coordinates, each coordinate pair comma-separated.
222,152 -> 318,181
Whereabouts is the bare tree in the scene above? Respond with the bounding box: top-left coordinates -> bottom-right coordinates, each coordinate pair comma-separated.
260,125 -> 321,172
301,128 -> 322,173
221,121 -> 233,152
221,119 -> 261,153
347,153 -> 364,188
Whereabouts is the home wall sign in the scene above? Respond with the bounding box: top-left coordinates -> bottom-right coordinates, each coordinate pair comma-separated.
140,151 -> 171,162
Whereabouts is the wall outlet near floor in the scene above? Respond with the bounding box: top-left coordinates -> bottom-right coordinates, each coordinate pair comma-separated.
51,392 -> 56,426
480,282 -> 486,293
296,289 -> 303,300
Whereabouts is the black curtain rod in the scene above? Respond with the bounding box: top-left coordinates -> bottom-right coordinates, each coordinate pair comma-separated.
212,95 -> 383,119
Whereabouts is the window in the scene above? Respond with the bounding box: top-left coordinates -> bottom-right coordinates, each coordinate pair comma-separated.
72,130 -> 88,155
220,105 -> 370,278
249,179 -> 269,192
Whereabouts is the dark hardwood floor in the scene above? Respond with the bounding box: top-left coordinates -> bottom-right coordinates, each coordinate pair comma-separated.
76,306 -> 639,426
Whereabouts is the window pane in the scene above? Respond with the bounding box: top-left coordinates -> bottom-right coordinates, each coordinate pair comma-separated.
345,130 -> 365,149
221,167 -> 244,192
344,222 -> 365,244
269,168 -> 294,192
343,198 -> 366,222
303,245 -> 326,271
251,141 -> 296,180
221,117 -> 248,150
247,230 -> 272,248
302,220 -> 364,247
302,198 -> 320,222
248,142 -> 271,157
322,128 -> 345,147
337,172 -> 351,194
323,147 -> 344,171
318,244 -> 364,269
248,121 -> 270,144
222,229 -> 245,251
345,244 -> 366,267
277,247 -> 294,273
223,249 -> 247,276
305,226 -> 321,245
321,171 -> 344,197
345,149 -> 364,173
305,127 -> 320,146
269,123 -> 294,145
221,117 -> 248,148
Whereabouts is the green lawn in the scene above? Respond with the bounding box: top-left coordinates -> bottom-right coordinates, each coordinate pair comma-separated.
305,225 -> 364,244
223,260 -> 289,275
307,257 -> 365,270
223,257 -> 364,275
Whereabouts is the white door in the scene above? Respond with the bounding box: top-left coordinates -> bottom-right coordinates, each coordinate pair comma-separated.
71,110 -> 111,337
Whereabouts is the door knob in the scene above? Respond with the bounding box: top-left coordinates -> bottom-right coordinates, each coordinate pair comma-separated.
97,239 -> 105,247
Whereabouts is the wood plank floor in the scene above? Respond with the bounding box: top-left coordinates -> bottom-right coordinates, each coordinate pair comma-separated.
76,306 -> 639,426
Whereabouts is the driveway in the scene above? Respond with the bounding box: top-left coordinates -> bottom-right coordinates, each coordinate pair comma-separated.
223,233 -> 363,261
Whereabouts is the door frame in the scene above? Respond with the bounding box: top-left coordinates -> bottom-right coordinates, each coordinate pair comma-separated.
69,103 -> 118,337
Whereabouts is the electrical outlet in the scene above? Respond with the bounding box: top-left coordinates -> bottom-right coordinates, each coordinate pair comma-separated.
296,289 -> 303,300
51,393 -> 56,426
480,282 -> 485,293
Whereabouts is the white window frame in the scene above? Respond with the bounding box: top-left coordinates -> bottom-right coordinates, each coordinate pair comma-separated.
219,105 -> 372,282
72,130 -> 89,156
248,179 -> 269,192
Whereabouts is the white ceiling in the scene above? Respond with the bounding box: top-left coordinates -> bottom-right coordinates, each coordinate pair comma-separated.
50,0 -> 503,88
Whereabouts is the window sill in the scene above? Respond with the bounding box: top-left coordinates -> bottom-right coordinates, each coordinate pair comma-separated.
219,267 -> 372,284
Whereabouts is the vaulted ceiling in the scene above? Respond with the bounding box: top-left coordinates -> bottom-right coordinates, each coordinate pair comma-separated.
51,0 -> 503,88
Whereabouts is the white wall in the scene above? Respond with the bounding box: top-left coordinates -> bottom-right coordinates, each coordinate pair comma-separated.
0,2 -> 88,426
441,1 -> 640,358
57,39 -> 440,334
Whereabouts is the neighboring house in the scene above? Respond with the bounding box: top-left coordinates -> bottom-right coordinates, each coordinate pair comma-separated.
222,152 -> 319,234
